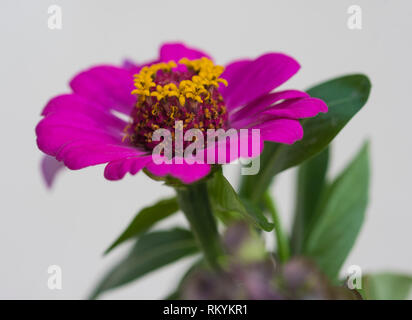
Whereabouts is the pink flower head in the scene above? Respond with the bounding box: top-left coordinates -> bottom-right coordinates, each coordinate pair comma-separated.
36,43 -> 327,184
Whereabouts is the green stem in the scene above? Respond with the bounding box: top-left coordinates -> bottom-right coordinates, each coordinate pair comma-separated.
175,181 -> 223,270
263,192 -> 290,262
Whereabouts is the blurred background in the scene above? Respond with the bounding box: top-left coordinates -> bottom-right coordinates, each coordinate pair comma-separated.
0,0 -> 411,299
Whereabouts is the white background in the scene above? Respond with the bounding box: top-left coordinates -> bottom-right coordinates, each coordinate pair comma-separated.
0,0 -> 411,299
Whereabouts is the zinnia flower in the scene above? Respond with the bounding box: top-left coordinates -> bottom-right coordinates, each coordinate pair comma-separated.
36,42 -> 327,184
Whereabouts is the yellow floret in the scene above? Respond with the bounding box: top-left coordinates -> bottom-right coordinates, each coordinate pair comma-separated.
131,58 -> 228,119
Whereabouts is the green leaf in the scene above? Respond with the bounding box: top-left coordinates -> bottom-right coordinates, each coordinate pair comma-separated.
360,273 -> 412,300
90,228 -> 198,299
239,74 -> 371,202
302,142 -> 370,280
291,147 -> 330,254
104,197 -> 179,254
208,169 -> 274,232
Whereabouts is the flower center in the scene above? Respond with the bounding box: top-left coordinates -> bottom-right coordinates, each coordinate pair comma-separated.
125,58 -> 228,151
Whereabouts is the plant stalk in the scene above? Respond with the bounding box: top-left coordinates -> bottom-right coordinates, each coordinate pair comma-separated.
263,192 -> 290,262
175,181 -> 223,270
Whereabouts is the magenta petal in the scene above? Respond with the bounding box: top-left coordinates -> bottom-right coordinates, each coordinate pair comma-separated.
221,53 -> 300,110
238,130 -> 264,159
104,156 -> 151,180
41,155 -> 65,188
37,111 -> 124,135
202,130 -> 264,163
219,59 -> 252,111
36,89 -> 147,172
36,92 -> 131,158
202,132 -> 240,164
122,59 -> 141,74
37,126 -> 121,158
55,141 -> 145,170
122,58 -> 162,74
70,65 -> 135,115
36,112 -> 124,156
41,94 -> 127,130
145,159 -> 211,184
254,118 -> 303,144
230,90 -> 309,127
263,97 -> 328,119
42,94 -> 103,116
159,43 -> 211,62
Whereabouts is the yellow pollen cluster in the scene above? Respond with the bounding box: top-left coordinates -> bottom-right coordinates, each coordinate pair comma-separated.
131,57 -> 227,106
131,61 -> 177,97
180,57 -> 228,88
